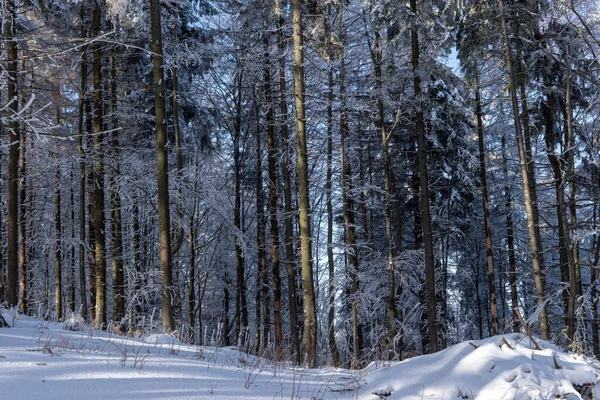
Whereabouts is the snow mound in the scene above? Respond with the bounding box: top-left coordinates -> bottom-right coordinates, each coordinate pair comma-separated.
359,334 -> 600,400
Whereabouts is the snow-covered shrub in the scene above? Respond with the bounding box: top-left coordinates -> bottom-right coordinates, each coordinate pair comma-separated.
63,311 -> 88,331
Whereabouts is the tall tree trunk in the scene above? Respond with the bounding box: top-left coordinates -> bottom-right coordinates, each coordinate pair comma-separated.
498,0 -> 549,339
253,85 -> 269,354
474,69 -> 498,335
263,36 -> 284,359
542,92 -> 571,322
18,119 -> 27,314
92,3 -> 106,329
565,51 -> 579,343
171,65 -> 185,257
371,30 -> 399,356
6,0 -> 20,309
109,46 -> 125,327
291,0 -> 317,367
233,69 -> 248,344
55,160 -> 63,321
326,57 -> 341,367
132,191 -> 142,327
338,8 -> 362,366
188,203 -> 197,342
150,0 -> 175,331
277,14 -> 300,364
410,0 -> 438,352
502,135 -> 519,331
77,1 -> 89,321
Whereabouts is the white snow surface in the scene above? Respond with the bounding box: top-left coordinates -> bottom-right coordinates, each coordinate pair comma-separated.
1,311 -> 600,400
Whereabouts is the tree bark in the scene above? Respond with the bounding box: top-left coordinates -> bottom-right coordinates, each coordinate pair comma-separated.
55,160 -> 63,321
6,0 -> 20,309
474,69 -> 498,335
291,0 -> 317,367
338,8 -> 362,365
92,3 -> 106,329
150,0 -> 175,331
263,36 -> 284,359
326,55 -> 341,367
277,14 -> 300,364
410,0 -> 438,352
109,45 -> 125,327
498,0 -> 549,339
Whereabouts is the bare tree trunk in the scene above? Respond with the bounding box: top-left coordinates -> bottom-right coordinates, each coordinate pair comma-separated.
501,136 -> 519,332
474,69 -> 498,335
498,0 -> 549,339
263,36 -> 284,359
326,56 -> 341,367
410,0 -> 438,352
277,15 -> 300,364
291,0 -> 317,367
6,0 -> 20,309
109,47 -> 125,327
370,30 -> 399,355
542,92 -> 571,322
91,3 -> 106,329
338,8 -> 362,365
565,50 -> 579,343
188,203 -> 197,342
76,0 -> 89,322
132,192 -> 142,327
55,159 -> 63,321
233,69 -> 248,344
18,119 -> 27,315
150,0 -> 175,331
253,85 -> 270,354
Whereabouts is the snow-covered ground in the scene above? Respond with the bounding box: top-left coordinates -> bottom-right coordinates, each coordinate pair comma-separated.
1,311 -> 599,399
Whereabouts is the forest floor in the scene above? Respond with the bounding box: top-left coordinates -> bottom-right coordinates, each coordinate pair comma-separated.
1,311 -> 599,399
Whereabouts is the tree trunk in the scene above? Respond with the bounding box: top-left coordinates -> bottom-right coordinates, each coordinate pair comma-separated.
371,30 -> 399,356
263,36 -> 284,359
291,0 -> 317,367
326,56 -> 341,367
150,0 -> 175,331
233,69 -> 248,344
109,47 -> 125,327
502,135 -> 519,331
253,85 -> 269,355
91,3 -> 106,329
277,14 -> 300,364
18,119 -> 27,315
55,160 -> 63,321
498,0 -> 549,339
338,9 -> 362,366
474,69 -> 498,335
542,92 -> 571,323
565,50 -> 579,343
410,0 -> 438,352
6,0 -> 20,309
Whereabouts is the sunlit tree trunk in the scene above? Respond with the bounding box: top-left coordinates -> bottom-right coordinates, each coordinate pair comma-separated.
291,0 -> 317,367
109,45 -> 125,327
150,0 -> 175,331
277,14 -> 300,364
498,0 -> 549,339
91,3 -> 106,329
